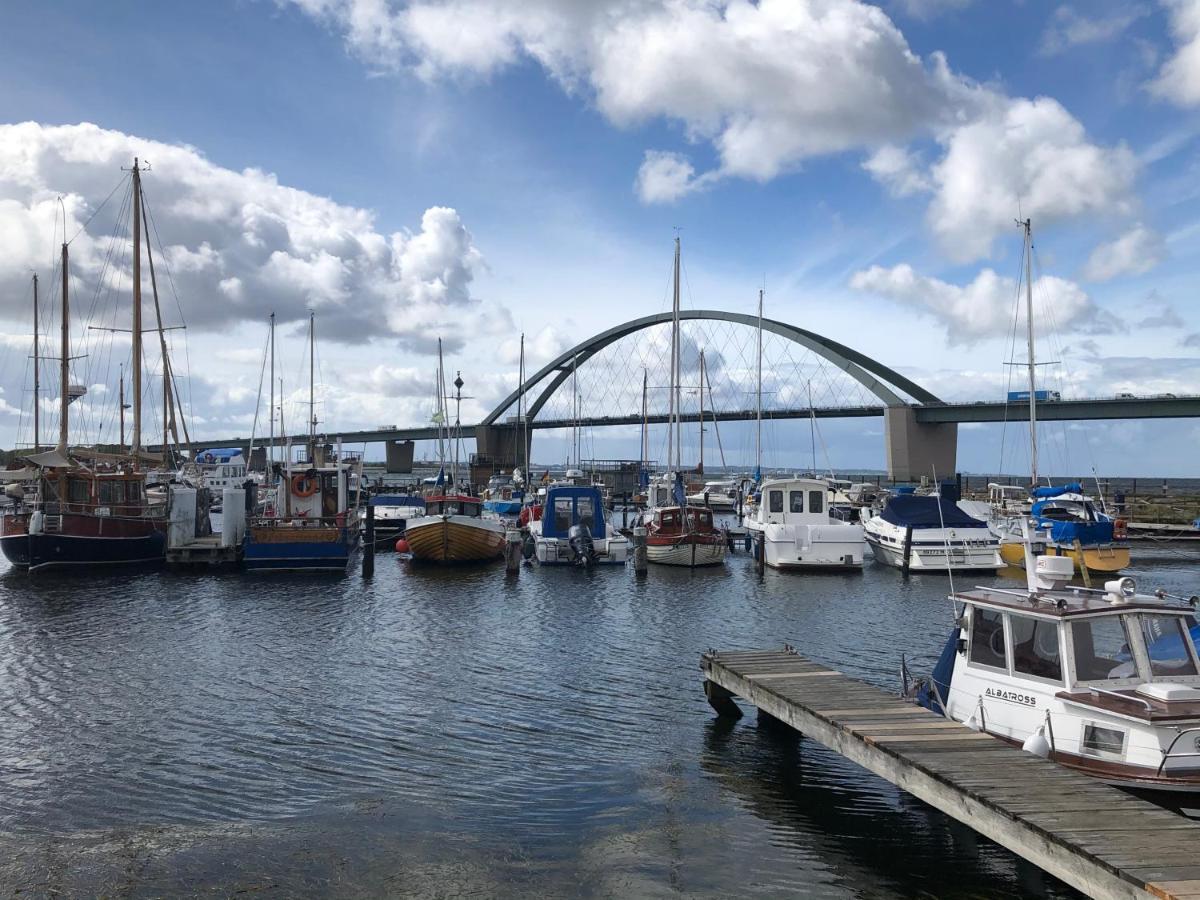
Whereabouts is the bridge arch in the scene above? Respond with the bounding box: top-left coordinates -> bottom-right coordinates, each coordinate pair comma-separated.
484,309 -> 940,426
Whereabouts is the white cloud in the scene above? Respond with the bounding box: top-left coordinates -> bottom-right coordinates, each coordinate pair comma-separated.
0,121 -> 494,351
889,0 -> 973,19
926,97 -> 1137,261
284,0 -> 1131,263
1039,5 -> 1148,56
1151,0 -> 1200,105
861,144 -> 930,197
1081,223 -> 1166,281
849,262 -> 1120,343
497,325 -> 573,367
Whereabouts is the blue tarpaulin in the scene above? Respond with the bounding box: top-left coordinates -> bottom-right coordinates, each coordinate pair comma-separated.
1030,483 -> 1083,498
880,494 -> 988,529
916,628 -> 960,716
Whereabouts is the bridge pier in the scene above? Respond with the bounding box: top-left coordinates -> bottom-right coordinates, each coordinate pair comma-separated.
384,440 -> 415,474
885,405 -> 957,482
472,422 -> 530,486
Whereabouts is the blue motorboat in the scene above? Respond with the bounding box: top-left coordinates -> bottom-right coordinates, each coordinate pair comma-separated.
531,483 -> 629,567
243,461 -> 359,572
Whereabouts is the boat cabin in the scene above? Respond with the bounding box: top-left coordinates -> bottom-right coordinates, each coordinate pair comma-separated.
274,465 -> 349,521
755,478 -> 828,525
424,495 -> 484,518
542,485 -> 606,539
651,506 -> 718,534
47,471 -> 149,517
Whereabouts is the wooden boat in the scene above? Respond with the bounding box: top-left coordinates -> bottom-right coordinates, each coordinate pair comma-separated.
404,495 -> 505,563
645,506 -> 727,568
243,459 -> 360,572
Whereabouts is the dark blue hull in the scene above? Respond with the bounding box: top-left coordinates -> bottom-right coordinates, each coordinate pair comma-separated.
243,527 -> 359,572
1,531 -> 167,573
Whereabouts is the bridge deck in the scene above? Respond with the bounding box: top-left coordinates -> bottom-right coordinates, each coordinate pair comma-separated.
701,648 -> 1200,900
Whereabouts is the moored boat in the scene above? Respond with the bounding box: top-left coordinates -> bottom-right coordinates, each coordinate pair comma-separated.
368,493 -> 426,542
745,476 -> 863,570
864,492 -> 1001,572
531,483 -> 629,566
645,506 -> 727,567
243,459 -> 360,572
993,483 -> 1130,573
404,494 -> 506,563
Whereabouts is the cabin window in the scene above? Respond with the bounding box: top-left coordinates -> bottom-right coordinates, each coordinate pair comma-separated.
1081,723 -> 1126,758
1009,614 -> 1062,682
98,481 -> 122,505
68,479 -> 89,504
969,608 -> 1007,670
1139,615 -> 1198,678
1070,616 -> 1134,682
576,496 -> 596,528
809,491 -> 823,514
769,490 -> 783,513
661,510 -> 679,528
554,498 -> 572,532
126,482 -> 142,502
694,509 -> 713,529
789,491 -> 804,513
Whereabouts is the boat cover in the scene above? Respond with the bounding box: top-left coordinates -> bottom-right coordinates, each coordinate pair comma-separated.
1030,483 -> 1083,498
1035,519 -> 1113,546
916,627 -> 960,716
541,485 -> 606,539
880,494 -> 987,529
197,448 -> 244,463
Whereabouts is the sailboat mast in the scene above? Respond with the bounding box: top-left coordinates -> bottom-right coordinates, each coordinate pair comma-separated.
119,364 -> 126,454
640,368 -> 648,475
1023,218 -> 1038,486
807,380 -> 817,476
755,288 -> 763,479
308,311 -> 316,462
571,354 -> 579,467
59,242 -> 69,452
32,274 -> 39,453
698,349 -> 705,472
131,159 -> 143,461
452,372 -> 463,488
667,237 -> 680,470
518,333 -> 528,478
436,338 -> 446,466
268,312 -> 275,470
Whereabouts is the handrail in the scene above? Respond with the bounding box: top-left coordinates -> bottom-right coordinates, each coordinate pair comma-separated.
1156,726 -> 1200,777
1088,687 -> 1155,712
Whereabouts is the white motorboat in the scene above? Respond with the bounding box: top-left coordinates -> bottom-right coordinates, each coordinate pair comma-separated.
864,491 -> 1001,572
686,479 -> 738,511
745,476 -> 863,570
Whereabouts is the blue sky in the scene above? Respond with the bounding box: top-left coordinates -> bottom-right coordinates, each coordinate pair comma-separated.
0,0 -> 1198,475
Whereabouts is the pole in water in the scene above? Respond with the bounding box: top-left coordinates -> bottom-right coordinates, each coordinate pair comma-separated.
505,528 -> 522,573
362,504 -> 375,577
632,526 -> 648,574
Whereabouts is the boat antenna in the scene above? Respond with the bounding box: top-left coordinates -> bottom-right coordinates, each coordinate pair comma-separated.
931,463 -> 957,600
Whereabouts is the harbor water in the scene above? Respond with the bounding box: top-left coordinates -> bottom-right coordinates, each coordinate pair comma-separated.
0,539 -> 1197,897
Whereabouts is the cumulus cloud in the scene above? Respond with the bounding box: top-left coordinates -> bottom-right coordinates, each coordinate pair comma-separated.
1081,223 -> 1166,281
1039,5 -> 1148,56
889,0 -> 973,19
1151,0 -> 1200,105
283,0 -> 1131,263
0,122 -> 493,350
497,325 -> 573,368
849,262 -> 1120,343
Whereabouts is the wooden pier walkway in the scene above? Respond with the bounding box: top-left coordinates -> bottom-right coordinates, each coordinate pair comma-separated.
701,648 -> 1200,900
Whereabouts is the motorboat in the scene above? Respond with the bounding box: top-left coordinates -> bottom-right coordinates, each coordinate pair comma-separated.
404,494 -> 505,563
906,540 -> 1200,802
745,477 -> 863,570
686,479 -> 738,511
645,505 -> 727,568
529,484 -> 629,566
243,458 -> 360,571
368,493 -> 426,542
482,473 -> 525,518
863,491 -> 1002,572
991,483 -> 1130,574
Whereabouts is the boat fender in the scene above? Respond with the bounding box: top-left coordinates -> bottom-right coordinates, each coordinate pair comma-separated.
29,510 -> 43,535
291,473 -> 319,498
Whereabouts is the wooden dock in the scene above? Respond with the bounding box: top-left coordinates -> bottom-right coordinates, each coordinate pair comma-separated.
701,648 -> 1200,900
165,534 -> 240,566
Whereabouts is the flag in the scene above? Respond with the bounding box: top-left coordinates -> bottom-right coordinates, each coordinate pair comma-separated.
672,471 -> 686,508
435,466 -> 445,486
541,470 -> 551,484
430,410 -> 445,424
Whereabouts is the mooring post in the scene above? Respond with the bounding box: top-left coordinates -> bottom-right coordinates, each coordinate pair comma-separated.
704,679 -> 744,719
902,524 -> 913,573
632,526 -> 647,573
505,529 -> 522,573
363,504 -> 375,577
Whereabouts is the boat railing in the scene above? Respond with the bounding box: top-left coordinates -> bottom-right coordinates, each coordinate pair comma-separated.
1156,727 -> 1200,776
1086,687 -> 1155,712
249,515 -> 353,528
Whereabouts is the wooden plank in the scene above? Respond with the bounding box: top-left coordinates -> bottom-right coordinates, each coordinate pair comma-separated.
745,670 -> 841,680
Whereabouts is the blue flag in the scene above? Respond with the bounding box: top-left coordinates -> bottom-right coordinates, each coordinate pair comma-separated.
672,472 -> 687,508
435,466 -> 445,487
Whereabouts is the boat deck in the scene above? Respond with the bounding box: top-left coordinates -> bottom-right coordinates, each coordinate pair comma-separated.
165,534 -> 240,566
701,648 -> 1200,900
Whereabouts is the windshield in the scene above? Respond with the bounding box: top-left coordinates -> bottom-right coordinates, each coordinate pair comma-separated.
1140,614 -> 1199,678
1070,615 -> 1136,683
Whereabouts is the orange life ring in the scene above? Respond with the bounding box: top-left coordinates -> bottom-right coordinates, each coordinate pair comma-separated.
1113,518 -> 1128,540
291,473 -> 319,498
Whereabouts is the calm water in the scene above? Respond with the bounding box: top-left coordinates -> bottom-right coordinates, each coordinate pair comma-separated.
0,536 -> 1197,897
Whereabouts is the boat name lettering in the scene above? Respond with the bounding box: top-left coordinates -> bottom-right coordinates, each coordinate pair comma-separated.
985,687 -> 1036,707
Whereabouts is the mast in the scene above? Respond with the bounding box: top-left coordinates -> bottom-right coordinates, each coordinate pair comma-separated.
119,364 -> 126,454
640,368 -> 648,476
140,190 -> 175,465
452,372 -> 464,488
1022,218 -> 1038,486
131,159 -> 143,461
667,237 -> 681,470
308,311 -> 316,462
436,338 -> 446,467
755,288 -> 763,481
58,242 -> 69,452
807,380 -> 817,476
32,274 -> 39,453
698,348 -> 705,473
268,312 -> 275,473
571,353 -> 580,467
518,333 -> 528,479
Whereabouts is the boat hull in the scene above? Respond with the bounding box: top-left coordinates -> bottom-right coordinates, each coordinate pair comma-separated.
405,516 -> 505,563
865,531 -> 1001,572
535,536 -> 630,566
646,536 -> 727,568
999,540 -> 1130,573
748,522 -> 864,570
1,512 -> 167,573
243,525 -> 358,572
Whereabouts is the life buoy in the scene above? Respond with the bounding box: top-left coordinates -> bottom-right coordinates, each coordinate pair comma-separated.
1113,518 -> 1128,540
291,473 -> 319,498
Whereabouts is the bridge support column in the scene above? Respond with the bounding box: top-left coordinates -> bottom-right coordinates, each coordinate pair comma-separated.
472,423 -> 531,487
885,405 -> 957,482
384,440 -> 415,474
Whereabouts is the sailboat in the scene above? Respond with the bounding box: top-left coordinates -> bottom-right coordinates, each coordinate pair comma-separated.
644,237 -> 727,568
989,220 -> 1130,574
404,350 -> 505,563
0,160 -> 179,572
242,312 -> 361,571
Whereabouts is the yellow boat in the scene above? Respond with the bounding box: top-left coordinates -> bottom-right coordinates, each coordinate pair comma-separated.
999,539 -> 1130,573
404,495 -> 505,563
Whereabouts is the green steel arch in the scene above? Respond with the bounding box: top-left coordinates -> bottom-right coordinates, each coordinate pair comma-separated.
484,309 -> 939,426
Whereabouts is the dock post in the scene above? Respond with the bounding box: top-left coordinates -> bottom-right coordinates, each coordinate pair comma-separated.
622,494 -> 628,530
363,504 -> 375,577
505,529 -> 522,573
633,526 -> 647,573
901,524 -> 913,573
704,679 -> 743,719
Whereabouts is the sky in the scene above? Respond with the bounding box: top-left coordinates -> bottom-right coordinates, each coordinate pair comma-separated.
0,0 -> 1198,476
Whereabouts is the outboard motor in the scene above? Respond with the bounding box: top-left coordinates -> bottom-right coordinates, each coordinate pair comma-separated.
521,530 -> 536,561
568,523 -> 597,568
